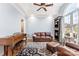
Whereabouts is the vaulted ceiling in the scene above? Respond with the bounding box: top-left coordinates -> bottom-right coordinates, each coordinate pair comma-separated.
12,3 -> 64,17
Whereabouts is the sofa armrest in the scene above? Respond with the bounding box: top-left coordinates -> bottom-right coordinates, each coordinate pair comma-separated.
66,42 -> 79,51
57,46 -> 76,56
33,34 -> 37,39
49,35 -> 53,40
51,35 -> 53,38
32,35 -> 36,38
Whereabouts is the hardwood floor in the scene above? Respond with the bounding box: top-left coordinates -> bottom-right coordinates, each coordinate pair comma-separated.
26,38 -> 50,49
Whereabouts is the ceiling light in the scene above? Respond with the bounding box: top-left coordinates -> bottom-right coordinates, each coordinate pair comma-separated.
30,14 -> 35,19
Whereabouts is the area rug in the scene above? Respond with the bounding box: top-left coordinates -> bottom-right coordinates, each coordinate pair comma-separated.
16,47 -> 43,56
16,47 -> 53,56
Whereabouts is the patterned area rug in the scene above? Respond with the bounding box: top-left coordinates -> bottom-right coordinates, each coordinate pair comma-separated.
16,47 -> 53,56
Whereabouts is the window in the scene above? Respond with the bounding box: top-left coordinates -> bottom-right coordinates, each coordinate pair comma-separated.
73,11 -> 78,39
63,4 -> 79,43
64,15 -> 70,24
64,15 -> 71,35
73,11 -> 78,24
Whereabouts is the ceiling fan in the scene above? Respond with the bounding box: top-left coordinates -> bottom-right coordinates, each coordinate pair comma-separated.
33,3 -> 53,11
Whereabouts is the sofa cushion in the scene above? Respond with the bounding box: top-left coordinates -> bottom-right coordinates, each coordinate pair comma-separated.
46,32 -> 51,36
45,36 -> 51,39
40,32 -> 45,36
35,36 -> 41,39
40,36 -> 45,38
47,42 -> 59,47
35,32 -> 40,36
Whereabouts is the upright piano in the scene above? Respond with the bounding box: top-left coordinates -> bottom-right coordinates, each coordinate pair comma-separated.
0,33 -> 27,56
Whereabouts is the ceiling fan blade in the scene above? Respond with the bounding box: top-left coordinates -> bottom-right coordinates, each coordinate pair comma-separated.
45,4 -> 53,7
37,7 -> 42,11
43,7 -> 47,11
33,3 -> 41,6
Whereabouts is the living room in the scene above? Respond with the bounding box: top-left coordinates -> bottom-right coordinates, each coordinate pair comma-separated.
0,2 -> 79,56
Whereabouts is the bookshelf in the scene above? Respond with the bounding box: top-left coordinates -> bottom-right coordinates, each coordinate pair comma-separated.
54,16 -> 62,41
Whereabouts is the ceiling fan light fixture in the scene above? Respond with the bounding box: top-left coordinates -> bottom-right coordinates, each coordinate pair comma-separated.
33,3 -> 53,11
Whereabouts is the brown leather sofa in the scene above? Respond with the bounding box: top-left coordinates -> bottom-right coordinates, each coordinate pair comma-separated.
66,42 -> 79,51
57,42 -> 79,56
57,45 -> 76,56
46,42 -> 79,56
33,32 -> 53,42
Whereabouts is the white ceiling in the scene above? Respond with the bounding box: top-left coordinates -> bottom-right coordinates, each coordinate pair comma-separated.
12,3 -> 64,17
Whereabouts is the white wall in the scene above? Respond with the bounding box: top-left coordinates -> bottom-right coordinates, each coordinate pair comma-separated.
0,3 -> 24,55
26,15 -> 54,37
0,3 -> 23,37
